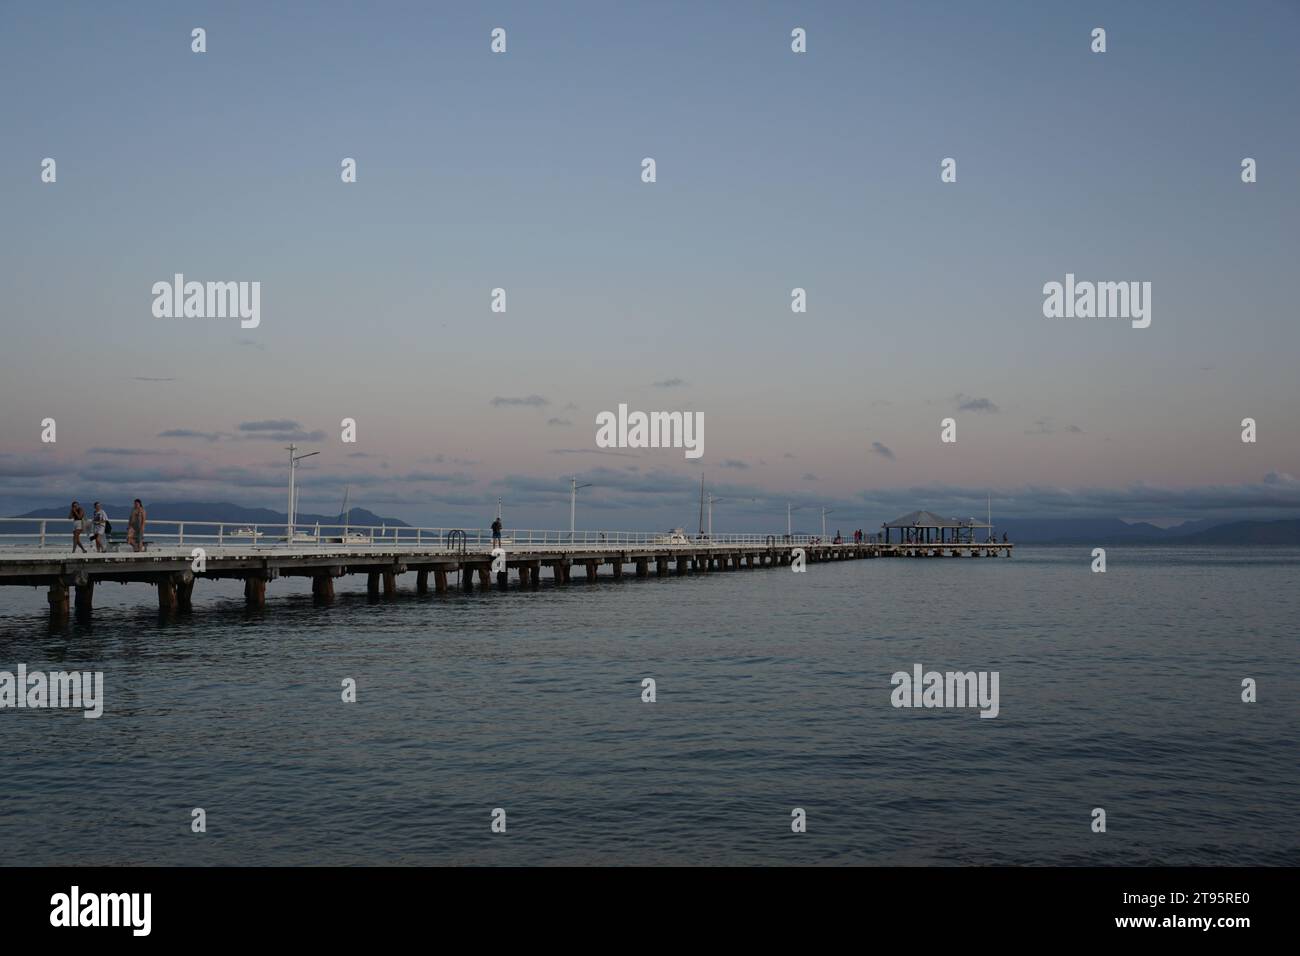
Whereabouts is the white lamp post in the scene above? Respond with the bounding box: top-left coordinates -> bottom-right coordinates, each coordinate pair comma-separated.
286,444 -> 319,541
570,477 -> 592,541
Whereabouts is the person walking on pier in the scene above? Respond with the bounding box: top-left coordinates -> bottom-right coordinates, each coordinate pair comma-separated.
91,502 -> 108,553
491,516 -> 503,547
68,501 -> 87,553
128,499 -> 147,552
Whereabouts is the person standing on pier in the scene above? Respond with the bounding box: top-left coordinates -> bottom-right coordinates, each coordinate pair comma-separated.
128,499 -> 147,552
491,516 -> 503,547
68,501 -> 87,553
92,502 -> 108,552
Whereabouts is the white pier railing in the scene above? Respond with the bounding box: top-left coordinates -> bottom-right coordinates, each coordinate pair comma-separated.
0,517 -> 845,552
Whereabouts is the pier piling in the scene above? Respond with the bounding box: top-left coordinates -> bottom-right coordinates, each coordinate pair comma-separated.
176,573 -> 195,612
244,577 -> 266,608
74,580 -> 94,619
156,574 -> 176,613
47,581 -> 69,624
312,574 -> 335,603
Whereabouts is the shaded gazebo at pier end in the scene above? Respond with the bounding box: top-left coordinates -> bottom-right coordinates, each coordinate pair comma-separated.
880,510 -> 993,545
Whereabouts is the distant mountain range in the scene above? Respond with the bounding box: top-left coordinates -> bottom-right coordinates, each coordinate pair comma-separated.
985,517 -> 1297,545
986,517 -> 1219,544
1170,519 -> 1300,546
13,501 -> 410,528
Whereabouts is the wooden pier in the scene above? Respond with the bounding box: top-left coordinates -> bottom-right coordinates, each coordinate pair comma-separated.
0,539 -> 1013,624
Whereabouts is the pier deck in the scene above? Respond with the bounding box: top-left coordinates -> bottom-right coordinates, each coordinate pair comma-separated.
0,519 -> 1012,622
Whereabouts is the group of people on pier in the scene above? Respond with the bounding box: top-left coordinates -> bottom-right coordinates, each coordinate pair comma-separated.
827,530 -> 874,544
68,499 -> 147,553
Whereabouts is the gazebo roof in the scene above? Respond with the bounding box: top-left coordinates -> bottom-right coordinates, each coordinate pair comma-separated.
883,510 -> 990,529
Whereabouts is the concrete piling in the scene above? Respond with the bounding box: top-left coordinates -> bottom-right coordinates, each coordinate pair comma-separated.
176,573 -> 195,612
48,581 -> 69,624
74,580 -> 94,619
157,575 -> 177,612
312,574 -> 335,603
244,577 -> 266,608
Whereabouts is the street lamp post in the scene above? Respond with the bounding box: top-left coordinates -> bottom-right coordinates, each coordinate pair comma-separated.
286,444 -> 319,542
570,477 -> 592,541
707,494 -> 731,538
786,502 -> 809,541
698,489 -> 759,539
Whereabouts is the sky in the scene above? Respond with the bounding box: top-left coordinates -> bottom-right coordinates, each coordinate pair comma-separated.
2,1 -> 1298,532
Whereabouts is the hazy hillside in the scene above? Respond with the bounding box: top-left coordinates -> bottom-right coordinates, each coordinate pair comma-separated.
981,517 -> 1224,544
1175,519 -> 1300,546
986,517 -> 1299,545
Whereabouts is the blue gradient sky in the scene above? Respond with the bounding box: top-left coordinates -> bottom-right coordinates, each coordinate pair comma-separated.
2,1 -> 1298,529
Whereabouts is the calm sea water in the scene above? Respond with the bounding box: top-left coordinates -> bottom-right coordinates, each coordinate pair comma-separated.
0,546 -> 1296,866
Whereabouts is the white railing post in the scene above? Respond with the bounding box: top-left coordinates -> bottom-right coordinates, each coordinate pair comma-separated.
39,520 -> 46,548
178,522 -> 184,545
